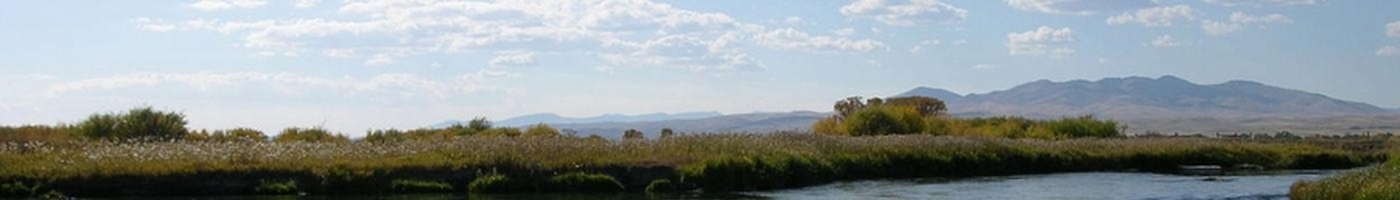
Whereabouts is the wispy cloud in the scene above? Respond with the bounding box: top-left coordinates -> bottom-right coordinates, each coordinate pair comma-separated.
44,71 -> 517,98
840,0 -> 968,27
1107,5 -> 1199,27
190,0 -> 267,11
1007,26 -> 1076,58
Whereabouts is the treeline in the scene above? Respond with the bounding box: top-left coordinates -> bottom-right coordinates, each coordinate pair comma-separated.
0,107 -> 619,144
812,96 -> 1121,139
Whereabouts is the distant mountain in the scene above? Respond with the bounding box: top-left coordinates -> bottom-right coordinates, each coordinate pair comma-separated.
549,111 -> 826,139
915,75 -> 1391,119
894,87 -> 963,102
427,75 -> 1399,137
433,111 -> 724,128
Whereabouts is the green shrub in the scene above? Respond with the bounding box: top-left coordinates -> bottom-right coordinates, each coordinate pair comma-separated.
77,107 -> 188,141
841,106 -> 925,136
545,172 -> 624,193
467,174 -> 513,193
644,179 -> 674,193
254,179 -> 298,194
390,179 -> 452,193
272,127 -> 348,143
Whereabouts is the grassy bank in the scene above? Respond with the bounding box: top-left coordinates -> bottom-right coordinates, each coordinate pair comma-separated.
1290,145 -> 1400,199
0,134 -> 1382,198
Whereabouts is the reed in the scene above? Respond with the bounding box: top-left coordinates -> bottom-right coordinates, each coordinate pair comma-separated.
0,134 -> 1381,197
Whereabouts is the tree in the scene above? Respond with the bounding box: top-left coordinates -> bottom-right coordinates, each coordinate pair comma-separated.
840,106 -> 925,136
273,127 -> 348,143
833,96 -> 866,120
525,123 -> 561,137
884,96 -> 947,116
659,128 -> 675,139
468,117 -> 493,133
78,107 -> 189,142
623,129 -> 644,140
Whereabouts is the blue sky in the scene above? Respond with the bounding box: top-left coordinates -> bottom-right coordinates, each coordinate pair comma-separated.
1,0 -> 1397,135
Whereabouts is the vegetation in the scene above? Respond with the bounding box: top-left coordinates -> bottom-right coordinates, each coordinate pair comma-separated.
814,96 -> 1120,139
546,173 -> 625,193
0,106 -> 1388,197
1290,140 -> 1400,199
77,106 -> 189,141
273,127 -> 349,143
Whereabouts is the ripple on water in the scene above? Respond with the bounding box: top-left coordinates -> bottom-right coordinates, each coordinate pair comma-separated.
752,170 -> 1339,200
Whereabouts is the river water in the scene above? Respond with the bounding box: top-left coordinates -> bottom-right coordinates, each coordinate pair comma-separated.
751,170 -> 1339,200
100,170 -> 1340,200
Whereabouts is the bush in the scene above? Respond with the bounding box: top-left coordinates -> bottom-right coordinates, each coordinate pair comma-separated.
272,127 -> 348,143
77,107 -> 188,141
467,174 -> 514,193
390,179 -> 452,193
840,106 -> 925,136
254,179 -> 298,194
546,173 -> 624,193
524,123 -> 560,138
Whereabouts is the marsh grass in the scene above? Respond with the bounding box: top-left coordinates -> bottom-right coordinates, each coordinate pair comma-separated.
0,134 -> 1381,197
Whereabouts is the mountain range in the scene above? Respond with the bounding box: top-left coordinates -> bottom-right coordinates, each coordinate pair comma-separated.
897,75 -> 1391,119
436,76 -> 1399,138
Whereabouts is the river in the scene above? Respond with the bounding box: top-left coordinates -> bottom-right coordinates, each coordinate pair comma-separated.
98,170 -> 1340,200
751,170 -> 1340,200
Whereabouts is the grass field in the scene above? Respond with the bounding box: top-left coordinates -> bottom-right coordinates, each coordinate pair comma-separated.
0,133 -> 1385,197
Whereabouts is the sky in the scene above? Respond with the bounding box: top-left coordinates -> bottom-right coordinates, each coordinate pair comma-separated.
1,0 -> 1397,136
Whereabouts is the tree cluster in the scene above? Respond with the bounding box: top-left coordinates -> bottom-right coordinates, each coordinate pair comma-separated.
814,96 -> 1120,139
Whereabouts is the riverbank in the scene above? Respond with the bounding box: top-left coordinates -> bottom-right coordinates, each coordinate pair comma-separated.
1290,154 -> 1400,199
0,134 -> 1385,198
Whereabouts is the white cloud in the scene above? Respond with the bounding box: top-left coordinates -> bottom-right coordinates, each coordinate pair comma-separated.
1007,26 -> 1076,58
754,28 -> 886,52
974,64 -> 997,69
1148,35 -> 1191,47
488,50 -> 537,66
784,16 -> 804,24
908,39 -> 941,53
1107,5 -> 1198,27
364,54 -> 393,66
140,0 -> 877,73
1202,20 -> 1243,35
840,0 -> 968,27
1201,12 -> 1291,36
322,48 -> 356,58
1204,0 -> 1323,6
1006,0 -> 1155,15
131,18 -> 176,32
1230,12 -> 1292,24
833,28 -> 857,36
1387,21 -> 1400,38
1379,46 -> 1400,57
600,34 -> 763,72
293,0 -> 320,8
44,71 -> 515,98
190,0 -> 267,11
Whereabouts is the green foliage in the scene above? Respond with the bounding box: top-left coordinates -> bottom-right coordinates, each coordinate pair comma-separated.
391,179 -> 453,193
816,96 -> 1120,138
0,125 -> 78,143
623,129 -> 644,140
273,127 -> 348,143
524,123 -> 561,138
644,179 -> 674,193
546,172 -> 624,193
659,128 -> 675,139
254,179 -> 298,194
77,107 -> 188,141
480,127 -> 522,137
840,106 -> 925,136
468,174 -> 513,193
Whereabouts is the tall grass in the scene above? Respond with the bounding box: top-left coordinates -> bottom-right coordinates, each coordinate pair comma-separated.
0,134 -> 1380,197
1290,139 -> 1400,199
